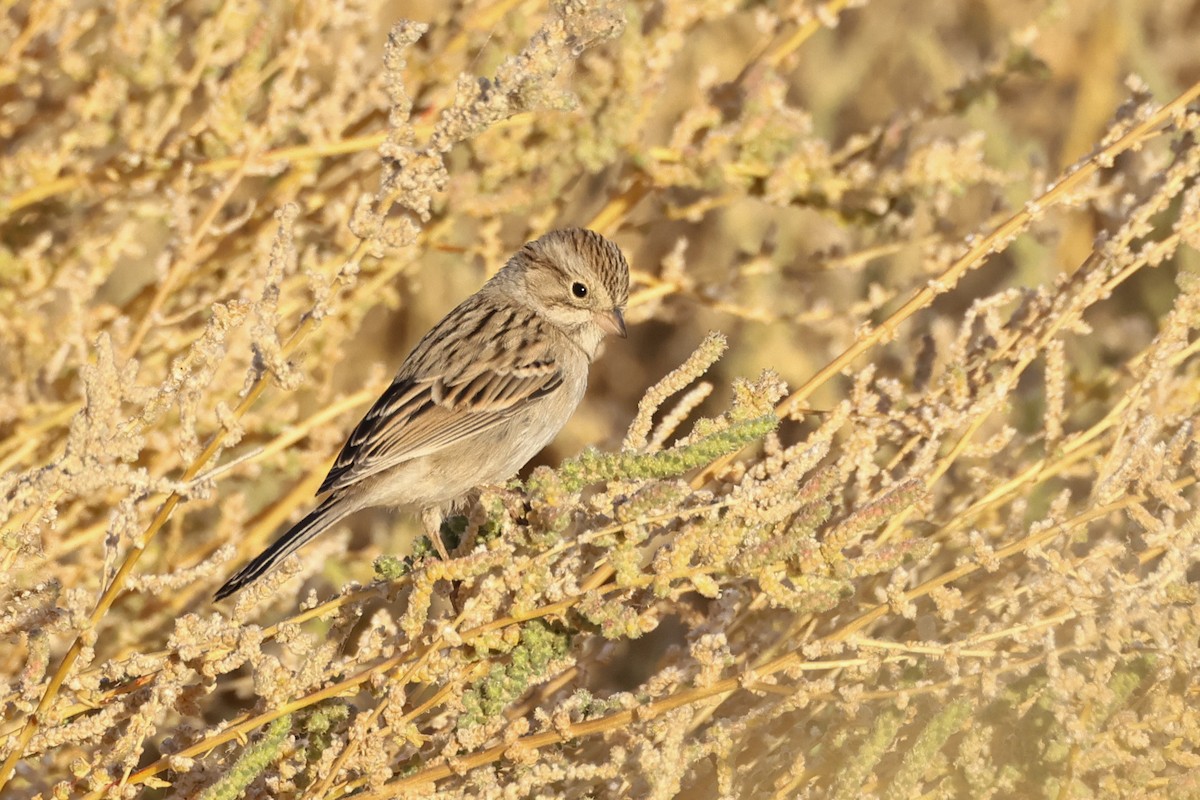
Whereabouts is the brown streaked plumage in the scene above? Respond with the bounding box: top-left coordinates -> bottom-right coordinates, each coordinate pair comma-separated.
215,228 -> 629,601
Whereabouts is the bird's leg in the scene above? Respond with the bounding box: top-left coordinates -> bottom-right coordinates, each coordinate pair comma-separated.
421,506 -> 451,560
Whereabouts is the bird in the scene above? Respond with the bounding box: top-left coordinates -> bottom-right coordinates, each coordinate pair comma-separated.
215,228 -> 630,600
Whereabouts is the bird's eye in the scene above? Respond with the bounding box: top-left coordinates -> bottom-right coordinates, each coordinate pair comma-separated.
571,282 -> 589,298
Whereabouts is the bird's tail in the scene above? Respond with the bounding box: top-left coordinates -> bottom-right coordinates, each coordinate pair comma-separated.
214,494 -> 356,601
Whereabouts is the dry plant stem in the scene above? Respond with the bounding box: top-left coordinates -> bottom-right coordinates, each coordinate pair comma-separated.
857,650 -> 1078,705
0,107 -> 548,224
391,485 -> 1169,795
96,581 -> 628,796
108,650 -> 417,798
819,477 -> 1193,646
443,0 -> 529,56
0,230 -> 367,789
0,129 -> 399,220
5,582 -> 397,741
1,497 -> 728,743
878,206 -> 1200,544
0,0 -> 540,220
9,489 -> 723,741
0,403 -> 78,472
132,9 -> 318,352
775,644 -> 1093,798
764,0 -> 854,69
307,610 -> 468,800
332,674 -> 488,796
925,279 -> 1200,532
507,664 -> 581,724
2,156 -> 425,779
0,418 -> 250,774
694,75 -> 1200,486
0,492 -> 64,547
358,687 -> 751,795
754,428 -> 1112,673
42,385 -> 372,565
224,385 -> 382,477
332,670 -> 492,797
589,178 -> 651,234
1,231 -> 383,549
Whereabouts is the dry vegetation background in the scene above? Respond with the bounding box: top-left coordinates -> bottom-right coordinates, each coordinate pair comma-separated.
3,0 -> 1200,797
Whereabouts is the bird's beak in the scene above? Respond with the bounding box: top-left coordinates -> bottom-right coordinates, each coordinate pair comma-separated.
596,307 -> 627,338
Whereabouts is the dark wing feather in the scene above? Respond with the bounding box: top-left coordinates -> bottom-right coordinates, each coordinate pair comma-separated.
318,296 -> 562,495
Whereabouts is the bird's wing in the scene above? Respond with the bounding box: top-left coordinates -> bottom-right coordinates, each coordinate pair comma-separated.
318,299 -> 564,495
